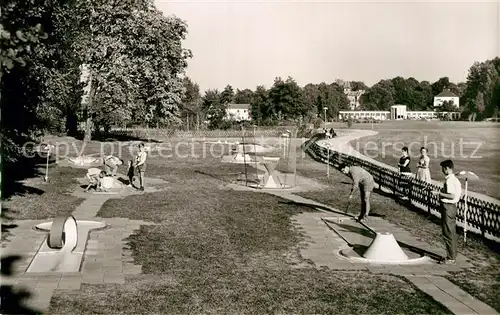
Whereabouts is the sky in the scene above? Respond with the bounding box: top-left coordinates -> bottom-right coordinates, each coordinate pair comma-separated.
156,0 -> 499,92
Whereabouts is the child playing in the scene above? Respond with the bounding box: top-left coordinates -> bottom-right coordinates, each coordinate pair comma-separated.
85,168 -> 106,192
103,155 -> 124,177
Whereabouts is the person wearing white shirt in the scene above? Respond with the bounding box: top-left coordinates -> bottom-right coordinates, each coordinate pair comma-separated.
432,159 -> 462,264
128,143 -> 148,191
85,168 -> 105,192
103,155 -> 124,177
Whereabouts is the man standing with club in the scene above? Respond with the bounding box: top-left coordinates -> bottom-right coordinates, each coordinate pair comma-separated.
340,163 -> 375,222
432,159 -> 462,265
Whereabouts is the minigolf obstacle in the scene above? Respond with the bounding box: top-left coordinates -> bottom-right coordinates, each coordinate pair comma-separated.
27,215 -> 106,273
67,155 -> 102,167
362,232 -> 409,262
324,217 -> 430,265
235,128 -> 297,189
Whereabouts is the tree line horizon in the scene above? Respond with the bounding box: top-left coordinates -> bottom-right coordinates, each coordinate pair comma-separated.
182,59 -> 499,130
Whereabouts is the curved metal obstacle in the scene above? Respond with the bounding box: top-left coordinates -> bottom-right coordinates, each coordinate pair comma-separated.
47,215 -> 78,250
27,216 -> 107,273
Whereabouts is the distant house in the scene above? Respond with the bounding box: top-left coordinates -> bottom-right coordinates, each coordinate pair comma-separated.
433,89 -> 459,108
226,103 -> 251,121
341,81 -> 365,110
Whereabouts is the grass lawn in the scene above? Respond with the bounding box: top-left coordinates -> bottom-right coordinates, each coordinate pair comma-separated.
2,166 -> 86,221
329,121 -> 500,199
16,137 -> 449,314
295,145 -> 500,312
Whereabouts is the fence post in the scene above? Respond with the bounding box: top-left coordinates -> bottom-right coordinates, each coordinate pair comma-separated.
481,200 -> 486,238
393,172 -> 398,196
377,168 -> 381,191
407,177 -> 413,204
426,186 -> 432,216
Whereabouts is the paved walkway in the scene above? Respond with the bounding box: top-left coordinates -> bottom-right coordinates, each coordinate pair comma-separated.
1,173 -> 167,312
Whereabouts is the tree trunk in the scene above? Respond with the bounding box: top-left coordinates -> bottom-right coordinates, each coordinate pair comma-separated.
65,111 -> 78,137
84,78 -> 97,142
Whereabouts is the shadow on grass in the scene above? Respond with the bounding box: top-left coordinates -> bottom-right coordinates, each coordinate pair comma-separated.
278,200 -> 353,217
0,256 -> 41,315
335,222 -> 374,238
2,154 -> 51,239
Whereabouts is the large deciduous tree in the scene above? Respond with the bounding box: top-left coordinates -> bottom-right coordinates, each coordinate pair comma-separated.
234,88 -> 254,104
268,76 -> 305,121
78,0 -> 191,139
202,89 -> 226,129
361,80 -> 395,110
463,58 -> 499,120
1,0 -> 85,185
250,85 -> 269,125
179,77 -> 202,131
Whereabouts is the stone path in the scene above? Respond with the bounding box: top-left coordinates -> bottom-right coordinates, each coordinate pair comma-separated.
1,173 -> 167,313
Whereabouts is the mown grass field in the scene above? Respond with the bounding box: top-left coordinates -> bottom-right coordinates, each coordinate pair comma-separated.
328,121 -> 500,199
3,136 -> 452,314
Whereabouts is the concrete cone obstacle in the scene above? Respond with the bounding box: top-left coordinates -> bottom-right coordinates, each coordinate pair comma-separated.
363,232 -> 408,262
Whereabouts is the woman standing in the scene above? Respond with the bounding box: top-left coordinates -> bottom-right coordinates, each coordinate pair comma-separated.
397,146 -> 412,199
416,147 -> 432,183
398,146 -> 412,176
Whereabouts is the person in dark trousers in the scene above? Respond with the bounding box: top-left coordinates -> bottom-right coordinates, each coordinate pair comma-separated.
340,163 -> 375,222
397,146 -> 412,199
432,159 -> 462,264
329,128 -> 336,138
128,143 -> 148,191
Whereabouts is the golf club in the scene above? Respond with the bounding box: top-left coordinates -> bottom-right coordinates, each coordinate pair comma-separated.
455,170 -> 480,244
345,197 -> 352,214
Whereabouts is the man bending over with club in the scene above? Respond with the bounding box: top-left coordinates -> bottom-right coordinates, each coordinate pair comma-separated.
340,163 -> 375,222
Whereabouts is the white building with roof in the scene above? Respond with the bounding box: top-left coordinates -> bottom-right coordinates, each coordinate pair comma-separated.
433,88 -> 459,108
226,103 -> 251,121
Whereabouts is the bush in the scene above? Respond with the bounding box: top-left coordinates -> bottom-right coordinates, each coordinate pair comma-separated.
311,117 -> 323,129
